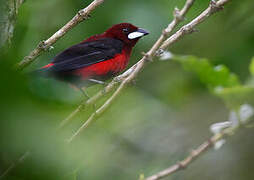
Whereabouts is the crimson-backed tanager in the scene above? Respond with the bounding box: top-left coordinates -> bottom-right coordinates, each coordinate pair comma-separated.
35,23 -> 149,94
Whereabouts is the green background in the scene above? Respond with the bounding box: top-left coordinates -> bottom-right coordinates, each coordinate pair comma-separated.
0,0 -> 254,179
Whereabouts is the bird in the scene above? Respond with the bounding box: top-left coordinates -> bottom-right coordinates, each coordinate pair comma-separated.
35,23 -> 149,96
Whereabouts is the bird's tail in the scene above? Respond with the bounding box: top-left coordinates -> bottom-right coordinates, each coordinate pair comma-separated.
30,68 -> 50,77
30,63 -> 54,77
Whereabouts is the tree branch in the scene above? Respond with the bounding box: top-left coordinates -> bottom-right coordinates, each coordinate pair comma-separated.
0,151 -> 30,179
67,0 -> 232,142
16,0 -> 104,70
159,0 -> 229,50
0,0 -> 25,48
144,124 -> 244,180
58,78 -> 120,129
67,76 -> 129,143
66,0 -> 196,142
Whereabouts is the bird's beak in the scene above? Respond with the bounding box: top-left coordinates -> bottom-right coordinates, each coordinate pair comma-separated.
128,28 -> 149,40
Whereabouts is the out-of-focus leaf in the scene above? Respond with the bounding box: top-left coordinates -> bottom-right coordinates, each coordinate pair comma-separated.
173,55 -> 240,91
172,55 -> 254,109
249,57 -> 254,76
214,85 -> 254,109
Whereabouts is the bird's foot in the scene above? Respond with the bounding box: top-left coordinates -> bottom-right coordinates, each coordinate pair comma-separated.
88,79 -> 107,85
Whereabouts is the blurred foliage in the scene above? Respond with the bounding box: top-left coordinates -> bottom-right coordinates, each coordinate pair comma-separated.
0,0 -> 254,180
173,55 -> 240,90
173,55 -> 254,109
249,57 -> 254,76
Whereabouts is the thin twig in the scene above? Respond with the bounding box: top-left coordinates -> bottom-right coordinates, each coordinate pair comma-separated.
67,76 -> 129,143
144,125 -> 238,180
0,151 -> 30,179
67,0 -> 196,142
58,78 -> 120,129
159,0 -> 230,50
16,0 -> 104,70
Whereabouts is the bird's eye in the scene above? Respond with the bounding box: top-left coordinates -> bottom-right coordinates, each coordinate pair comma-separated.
122,28 -> 129,33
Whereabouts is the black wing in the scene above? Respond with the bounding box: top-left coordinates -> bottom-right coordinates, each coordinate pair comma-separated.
47,38 -> 123,72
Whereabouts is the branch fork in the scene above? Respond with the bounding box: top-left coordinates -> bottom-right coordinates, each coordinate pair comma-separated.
174,7 -> 185,22
210,0 -> 224,13
141,52 -> 153,62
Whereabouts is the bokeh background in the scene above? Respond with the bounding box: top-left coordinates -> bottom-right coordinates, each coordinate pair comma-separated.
0,0 -> 254,179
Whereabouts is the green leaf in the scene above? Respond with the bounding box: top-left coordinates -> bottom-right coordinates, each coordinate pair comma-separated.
173,55 -> 240,91
249,57 -> 254,76
172,55 -> 254,108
